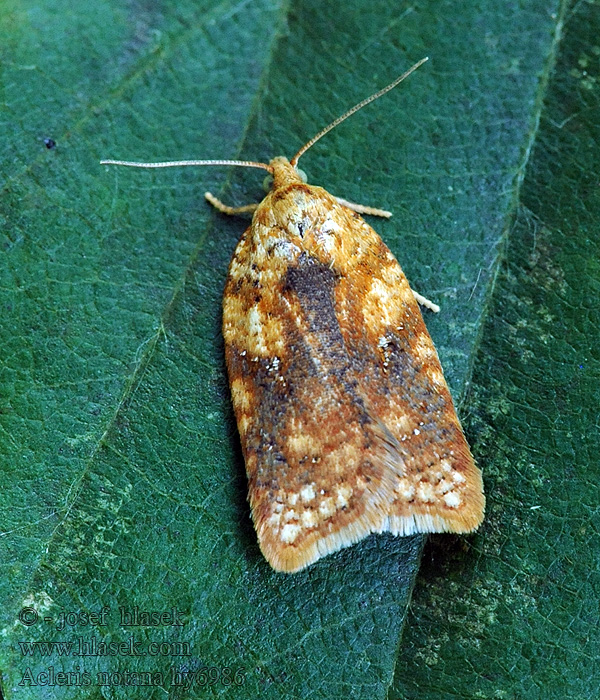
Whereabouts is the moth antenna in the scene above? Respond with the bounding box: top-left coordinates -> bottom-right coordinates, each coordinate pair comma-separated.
100,158 -> 273,173
290,57 -> 428,167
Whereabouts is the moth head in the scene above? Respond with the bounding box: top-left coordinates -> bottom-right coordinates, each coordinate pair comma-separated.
263,165 -> 307,193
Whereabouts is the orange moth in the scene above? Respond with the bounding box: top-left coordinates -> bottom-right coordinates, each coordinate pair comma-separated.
102,58 -> 484,573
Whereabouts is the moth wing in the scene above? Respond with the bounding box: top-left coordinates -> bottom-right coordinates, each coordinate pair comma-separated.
223,187 -> 483,572
332,211 -> 485,540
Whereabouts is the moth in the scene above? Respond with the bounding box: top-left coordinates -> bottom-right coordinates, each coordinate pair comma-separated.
102,58 -> 485,573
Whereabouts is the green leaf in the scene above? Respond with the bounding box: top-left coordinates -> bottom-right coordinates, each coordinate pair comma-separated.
1,0 -> 589,697
392,2 -> 600,699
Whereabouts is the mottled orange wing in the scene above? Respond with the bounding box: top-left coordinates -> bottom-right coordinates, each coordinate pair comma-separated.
222,157 -> 484,573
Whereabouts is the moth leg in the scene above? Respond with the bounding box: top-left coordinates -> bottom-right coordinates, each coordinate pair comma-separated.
204,191 -> 259,216
412,289 -> 440,313
335,196 -> 392,219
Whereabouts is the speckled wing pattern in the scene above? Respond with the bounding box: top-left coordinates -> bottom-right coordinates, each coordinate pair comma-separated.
222,158 -> 484,573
